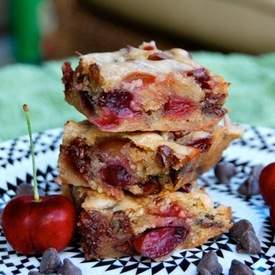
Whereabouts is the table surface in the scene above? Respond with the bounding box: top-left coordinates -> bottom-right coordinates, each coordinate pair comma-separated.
0,52 -> 275,142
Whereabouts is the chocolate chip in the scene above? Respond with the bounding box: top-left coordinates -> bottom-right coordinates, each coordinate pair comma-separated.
230,219 -> 254,237
229,259 -> 255,275
156,145 -> 178,169
58,258 -> 82,275
229,220 -> 261,254
39,247 -> 61,273
199,269 -> 212,275
197,251 -> 222,275
16,183 -> 34,196
237,230 -> 261,254
272,266 -> 275,275
238,165 -> 263,196
28,272 -> 42,275
214,162 -> 236,184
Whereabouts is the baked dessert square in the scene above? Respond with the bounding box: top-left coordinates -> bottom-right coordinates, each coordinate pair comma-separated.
57,117 -> 241,199
62,41 -> 228,132
66,186 -> 232,259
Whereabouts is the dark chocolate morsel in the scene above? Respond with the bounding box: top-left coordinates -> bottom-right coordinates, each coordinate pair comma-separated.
28,272 -> 42,275
238,165 -> 263,196
214,162 -> 236,184
39,247 -> 62,274
229,219 -> 261,254
230,219 -> 255,238
236,230 -> 261,254
197,251 -> 222,275
58,258 -> 82,275
199,268 -> 212,275
229,259 -> 255,275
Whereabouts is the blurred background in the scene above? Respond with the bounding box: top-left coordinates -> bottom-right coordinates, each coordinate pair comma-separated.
1,0 -> 275,64
0,0 -> 275,140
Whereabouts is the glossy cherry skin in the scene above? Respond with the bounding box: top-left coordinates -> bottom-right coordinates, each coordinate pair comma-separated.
133,226 -> 188,259
259,162 -> 275,205
2,195 -> 76,255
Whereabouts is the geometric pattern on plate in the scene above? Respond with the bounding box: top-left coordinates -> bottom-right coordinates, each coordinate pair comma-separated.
0,125 -> 274,274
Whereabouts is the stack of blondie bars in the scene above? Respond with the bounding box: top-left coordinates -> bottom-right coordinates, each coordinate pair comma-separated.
58,42 -> 241,260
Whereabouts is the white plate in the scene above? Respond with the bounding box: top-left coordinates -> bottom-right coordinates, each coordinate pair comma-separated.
0,125 -> 274,275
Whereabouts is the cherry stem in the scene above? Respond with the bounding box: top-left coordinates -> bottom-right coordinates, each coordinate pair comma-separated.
23,104 -> 40,202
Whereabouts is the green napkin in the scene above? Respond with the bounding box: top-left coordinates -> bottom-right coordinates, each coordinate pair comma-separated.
0,52 -> 274,142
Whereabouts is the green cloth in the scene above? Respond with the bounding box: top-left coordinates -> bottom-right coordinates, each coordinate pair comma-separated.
0,52 -> 275,142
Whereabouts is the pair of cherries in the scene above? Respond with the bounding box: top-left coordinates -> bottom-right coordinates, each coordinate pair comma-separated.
259,163 -> 275,228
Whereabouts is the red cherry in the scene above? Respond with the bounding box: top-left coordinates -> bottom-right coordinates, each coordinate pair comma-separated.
133,227 -> 188,259
91,109 -> 121,129
164,97 -> 196,117
100,162 -> 132,187
2,195 -> 76,255
259,162 -> 275,205
97,90 -> 134,117
270,201 -> 275,229
142,45 -> 155,51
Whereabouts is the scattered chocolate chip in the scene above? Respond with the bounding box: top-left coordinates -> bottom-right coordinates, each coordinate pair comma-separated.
197,251 -> 222,275
198,268 -> 212,275
214,162 -> 236,184
229,219 -> 261,254
230,219 -> 254,237
58,258 -> 82,275
238,165 -> 263,196
28,272 -> 42,275
272,266 -> 275,275
16,183 -> 34,196
39,247 -> 62,274
237,230 -> 261,254
229,259 -> 255,275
